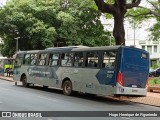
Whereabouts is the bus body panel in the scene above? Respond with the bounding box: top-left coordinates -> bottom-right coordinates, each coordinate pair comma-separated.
15,65 -> 116,96
115,47 -> 149,96
19,66 -> 62,88
122,47 -> 149,88
59,67 -> 116,95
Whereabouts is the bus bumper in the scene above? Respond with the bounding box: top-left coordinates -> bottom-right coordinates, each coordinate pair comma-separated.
115,84 -> 147,96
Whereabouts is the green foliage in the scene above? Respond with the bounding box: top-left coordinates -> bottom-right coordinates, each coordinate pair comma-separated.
128,7 -> 150,18
105,0 -> 114,4
148,78 -> 160,85
152,63 -> 159,69
0,0 -> 111,57
149,18 -> 160,41
141,0 -> 160,41
126,0 -> 160,40
154,79 -> 158,84
126,7 -> 150,29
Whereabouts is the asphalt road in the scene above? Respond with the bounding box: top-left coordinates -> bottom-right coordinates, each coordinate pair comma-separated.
0,79 -> 160,120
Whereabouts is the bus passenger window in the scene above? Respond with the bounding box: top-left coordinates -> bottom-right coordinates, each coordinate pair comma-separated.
103,51 -> 116,69
38,54 -> 47,66
31,54 -> 38,65
85,52 -> 98,68
49,53 -> 59,66
24,54 -> 31,65
74,52 -> 83,67
61,53 -> 73,66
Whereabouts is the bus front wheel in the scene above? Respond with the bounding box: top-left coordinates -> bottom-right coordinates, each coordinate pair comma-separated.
62,80 -> 72,96
22,76 -> 29,87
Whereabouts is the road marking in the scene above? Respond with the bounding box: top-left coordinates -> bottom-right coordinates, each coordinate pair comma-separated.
37,96 -> 58,102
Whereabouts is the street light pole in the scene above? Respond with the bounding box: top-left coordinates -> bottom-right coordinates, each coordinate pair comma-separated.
14,37 -> 20,53
134,21 -> 136,47
110,36 -> 111,46
133,8 -> 136,47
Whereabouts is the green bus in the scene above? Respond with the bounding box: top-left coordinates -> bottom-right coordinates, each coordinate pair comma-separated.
13,46 -> 149,97
0,58 -> 14,74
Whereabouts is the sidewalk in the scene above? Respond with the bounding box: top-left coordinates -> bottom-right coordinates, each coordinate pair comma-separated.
0,75 -> 160,107
118,92 -> 160,107
0,75 -> 14,82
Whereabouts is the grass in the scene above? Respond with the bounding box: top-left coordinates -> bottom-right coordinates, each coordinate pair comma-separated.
148,77 -> 160,85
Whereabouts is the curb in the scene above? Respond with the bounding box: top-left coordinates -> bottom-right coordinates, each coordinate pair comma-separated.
148,86 -> 160,92
0,76 -> 14,82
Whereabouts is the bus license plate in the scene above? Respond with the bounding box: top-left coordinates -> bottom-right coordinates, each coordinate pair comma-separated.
132,90 -> 138,92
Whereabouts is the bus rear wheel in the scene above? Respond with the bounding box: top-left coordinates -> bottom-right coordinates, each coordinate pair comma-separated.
22,76 -> 29,87
62,80 -> 72,96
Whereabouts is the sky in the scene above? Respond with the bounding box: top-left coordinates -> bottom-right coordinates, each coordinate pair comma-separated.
0,0 -> 6,6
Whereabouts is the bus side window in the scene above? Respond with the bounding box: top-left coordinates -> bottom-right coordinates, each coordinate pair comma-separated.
103,51 -> 116,69
38,54 -> 47,66
85,52 -> 98,68
74,52 -> 83,67
61,53 -> 73,66
24,54 -> 31,65
49,53 -> 59,66
30,54 -> 38,65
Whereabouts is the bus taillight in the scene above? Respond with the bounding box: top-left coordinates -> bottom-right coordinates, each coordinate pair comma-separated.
117,71 -> 124,86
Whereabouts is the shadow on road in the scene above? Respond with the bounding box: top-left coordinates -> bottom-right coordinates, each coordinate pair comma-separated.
14,84 -> 136,106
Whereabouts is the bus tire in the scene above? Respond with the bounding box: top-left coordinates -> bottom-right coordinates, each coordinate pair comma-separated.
43,86 -> 48,89
62,80 -> 72,96
22,76 -> 29,87
15,82 -> 17,86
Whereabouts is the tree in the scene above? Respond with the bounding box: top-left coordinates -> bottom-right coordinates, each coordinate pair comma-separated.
94,0 -> 142,45
0,0 -> 112,57
126,0 -> 160,41
140,0 -> 160,17
0,0 -> 57,56
142,0 -> 160,41
54,0 -> 112,46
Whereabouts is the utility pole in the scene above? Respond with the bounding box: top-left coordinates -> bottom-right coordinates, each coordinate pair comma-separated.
14,37 -> 20,53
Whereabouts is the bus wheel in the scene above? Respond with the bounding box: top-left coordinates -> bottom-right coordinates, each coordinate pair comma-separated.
22,76 -> 29,87
43,86 -> 48,89
62,80 -> 72,96
15,82 -> 17,86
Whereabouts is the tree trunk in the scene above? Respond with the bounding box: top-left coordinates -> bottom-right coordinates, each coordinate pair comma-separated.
113,13 -> 125,45
94,0 -> 142,45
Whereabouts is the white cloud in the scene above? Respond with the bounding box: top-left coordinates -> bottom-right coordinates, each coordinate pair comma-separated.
0,0 -> 6,6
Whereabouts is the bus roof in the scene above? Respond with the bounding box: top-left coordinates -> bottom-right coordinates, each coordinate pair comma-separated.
46,45 -> 89,50
16,50 -> 40,54
15,46 -> 148,54
72,46 -> 121,52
